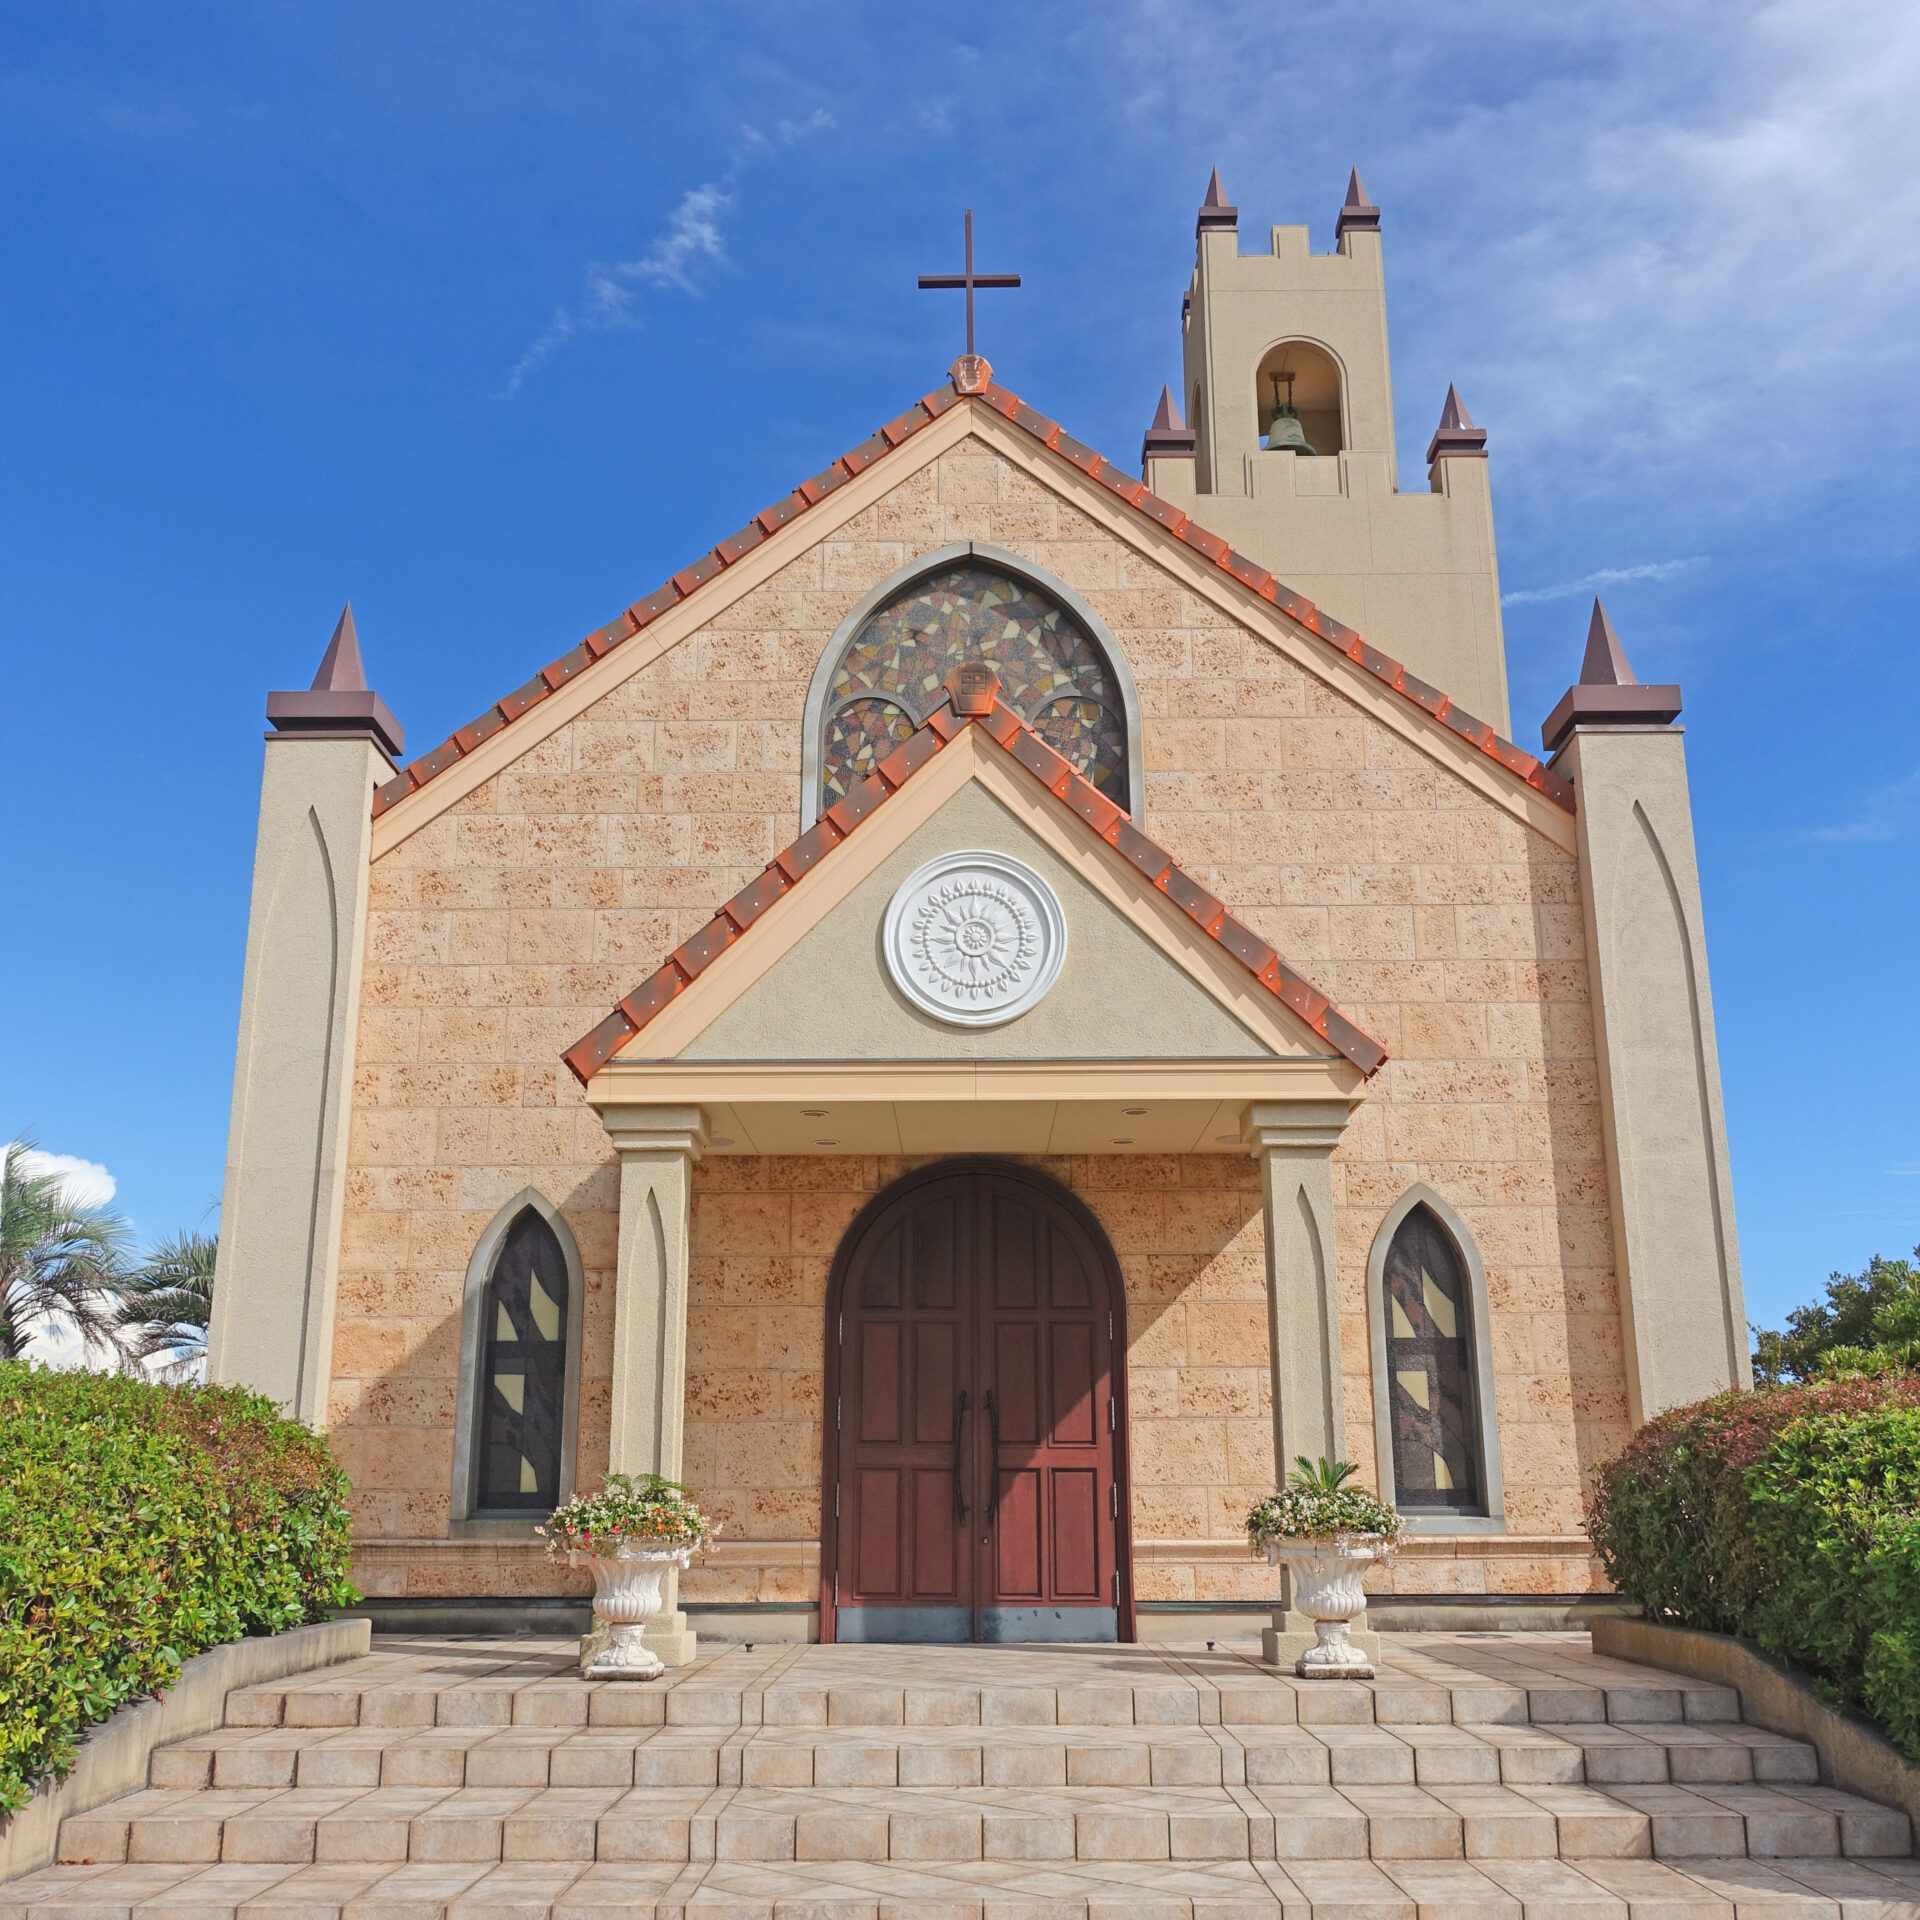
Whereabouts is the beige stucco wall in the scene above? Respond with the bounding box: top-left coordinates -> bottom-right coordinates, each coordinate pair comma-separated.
336,432 -> 1620,1601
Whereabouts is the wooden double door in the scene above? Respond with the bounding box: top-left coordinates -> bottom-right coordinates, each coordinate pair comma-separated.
823,1163 -> 1130,1643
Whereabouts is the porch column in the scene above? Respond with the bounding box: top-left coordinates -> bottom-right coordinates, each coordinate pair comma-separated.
602,1102 -> 707,1667
1249,1099 -> 1370,1666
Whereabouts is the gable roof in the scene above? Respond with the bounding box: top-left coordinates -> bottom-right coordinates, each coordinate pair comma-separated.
371,358 -> 1575,825
561,666 -> 1389,1086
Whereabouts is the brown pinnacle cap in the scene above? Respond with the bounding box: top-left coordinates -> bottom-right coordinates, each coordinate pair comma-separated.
1541,600 -> 1682,753
1197,167 -> 1238,235
1141,384 -> 1197,465
1335,168 -> 1381,238
265,603 -> 406,761
1426,384 -> 1488,464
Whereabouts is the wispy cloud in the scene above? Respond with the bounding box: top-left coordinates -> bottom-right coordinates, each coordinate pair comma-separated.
502,110 -> 834,395
1502,558 -> 1706,606
1800,767 -> 1920,846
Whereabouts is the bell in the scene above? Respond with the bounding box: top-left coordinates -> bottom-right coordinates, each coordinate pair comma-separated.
1265,404 -> 1316,455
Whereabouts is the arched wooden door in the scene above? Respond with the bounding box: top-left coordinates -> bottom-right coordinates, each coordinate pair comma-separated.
821,1161 -> 1132,1643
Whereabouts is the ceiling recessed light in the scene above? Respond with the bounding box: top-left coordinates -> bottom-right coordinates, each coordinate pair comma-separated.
1122,1107 -> 1147,1116
815,1138 -> 838,1146
708,1137 -> 735,1149
801,1109 -> 829,1118
1111,1137 -> 1134,1145
1216,1134 -> 1243,1145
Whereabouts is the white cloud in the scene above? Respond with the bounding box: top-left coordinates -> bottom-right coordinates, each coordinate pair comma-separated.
1800,767 -> 1920,846
1503,558 -> 1706,606
12,1146 -> 116,1208
502,110 -> 835,395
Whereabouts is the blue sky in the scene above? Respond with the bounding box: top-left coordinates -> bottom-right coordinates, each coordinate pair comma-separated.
3,1 -> 1916,1340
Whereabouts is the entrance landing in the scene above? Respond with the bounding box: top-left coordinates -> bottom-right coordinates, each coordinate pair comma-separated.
13,1634 -> 1918,1918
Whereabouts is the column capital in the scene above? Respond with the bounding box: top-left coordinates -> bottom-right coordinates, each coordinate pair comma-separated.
1246,1100 -> 1356,1154
594,1102 -> 707,1159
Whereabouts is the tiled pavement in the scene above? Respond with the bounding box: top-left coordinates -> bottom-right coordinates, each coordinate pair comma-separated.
5,1632 -> 1918,1918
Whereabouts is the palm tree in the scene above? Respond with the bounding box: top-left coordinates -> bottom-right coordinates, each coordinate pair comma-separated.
0,1139 -> 130,1362
116,1229 -> 217,1376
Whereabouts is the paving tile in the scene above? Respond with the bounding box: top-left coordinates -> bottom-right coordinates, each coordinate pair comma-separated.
1606,1786 -> 1750,1859
1276,1856 -> 1418,1917
1340,1786 -> 1465,1860
1772,1789 -> 1913,1861
1663,1857 -> 1842,1917
230,1862 -> 390,1920
1378,1857 -> 1524,1917
1475,1856 -> 1633,1918
1427,1784 -> 1560,1858
1573,1857 -> 1737,1918
499,1788 -> 621,1862
1314,1729 -> 1416,1786
1691,1788 -> 1841,1859
1251,1785 -> 1370,1858
1518,1785 -> 1654,1859
548,1862 -> 681,1920
338,1863 -> 492,1920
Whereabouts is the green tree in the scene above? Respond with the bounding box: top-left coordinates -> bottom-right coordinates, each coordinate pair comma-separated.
1753,1248 -> 1920,1384
0,1140 -> 129,1362
114,1229 -> 216,1375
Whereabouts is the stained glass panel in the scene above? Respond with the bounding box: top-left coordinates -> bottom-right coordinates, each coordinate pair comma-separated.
474,1208 -> 569,1513
820,564 -> 1129,809
1383,1207 -> 1482,1510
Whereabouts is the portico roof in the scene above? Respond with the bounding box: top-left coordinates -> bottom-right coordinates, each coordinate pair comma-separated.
562,666 -> 1388,1091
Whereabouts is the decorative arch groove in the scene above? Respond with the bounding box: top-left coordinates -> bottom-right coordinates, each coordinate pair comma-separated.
1364,1185 -> 1506,1533
451,1189 -> 586,1523
800,543 -> 1145,828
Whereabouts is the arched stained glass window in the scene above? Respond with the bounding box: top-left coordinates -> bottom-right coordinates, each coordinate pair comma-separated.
1382,1205 -> 1483,1510
818,563 -> 1130,814
473,1208 -> 571,1512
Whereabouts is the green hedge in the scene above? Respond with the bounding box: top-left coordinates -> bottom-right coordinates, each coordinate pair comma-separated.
1588,1378 -> 1920,1760
0,1362 -> 357,1812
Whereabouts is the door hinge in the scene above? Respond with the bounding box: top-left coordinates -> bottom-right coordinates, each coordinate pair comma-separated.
1113,1568 -> 1120,1605
1108,1311 -> 1114,1340
836,1395 -> 841,1429
1110,1484 -> 1118,1520
834,1482 -> 840,1517
837,1311 -> 843,1346
1108,1396 -> 1116,1433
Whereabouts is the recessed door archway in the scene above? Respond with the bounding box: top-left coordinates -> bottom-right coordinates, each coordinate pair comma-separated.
820,1159 -> 1133,1643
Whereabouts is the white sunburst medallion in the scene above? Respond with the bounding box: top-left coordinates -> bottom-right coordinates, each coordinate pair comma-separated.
883,851 -> 1068,1028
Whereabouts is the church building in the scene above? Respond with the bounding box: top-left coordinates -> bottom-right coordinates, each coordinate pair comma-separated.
206,171 -> 1749,1652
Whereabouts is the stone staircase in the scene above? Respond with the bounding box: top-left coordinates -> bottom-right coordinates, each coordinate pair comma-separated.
8,1632 -> 1919,1918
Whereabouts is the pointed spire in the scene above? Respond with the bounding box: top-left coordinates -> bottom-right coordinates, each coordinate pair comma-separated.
1196,167 -> 1238,237
1580,599 -> 1638,686
1540,601 -> 1682,754
311,603 -> 367,692
1335,166 -> 1381,240
1426,384 -> 1488,464
1141,383 -> 1197,466
266,603 -> 406,762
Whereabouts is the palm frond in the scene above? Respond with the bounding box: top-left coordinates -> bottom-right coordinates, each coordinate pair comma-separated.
116,1229 -> 217,1363
1,1138 -> 133,1362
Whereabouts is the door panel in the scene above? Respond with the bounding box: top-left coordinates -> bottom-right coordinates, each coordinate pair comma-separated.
833,1166 -> 1125,1641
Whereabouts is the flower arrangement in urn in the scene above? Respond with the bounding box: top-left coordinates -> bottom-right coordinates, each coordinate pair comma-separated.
540,1474 -> 715,1680
1246,1458 -> 1399,1680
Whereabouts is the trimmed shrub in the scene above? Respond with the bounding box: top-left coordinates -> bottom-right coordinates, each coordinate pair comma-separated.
1588,1377 -> 1920,1760
0,1362 -> 356,1812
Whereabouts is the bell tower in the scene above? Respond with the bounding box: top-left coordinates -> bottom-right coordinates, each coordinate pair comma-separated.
1144,170 -> 1512,733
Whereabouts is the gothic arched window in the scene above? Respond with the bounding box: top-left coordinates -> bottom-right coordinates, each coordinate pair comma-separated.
1381,1205 -> 1484,1510
816,562 -> 1132,817
472,1207 -> 572,1513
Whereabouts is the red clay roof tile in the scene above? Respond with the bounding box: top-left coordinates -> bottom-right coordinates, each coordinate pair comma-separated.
373,360 -> 1576,827
564,685 -> 1389,1083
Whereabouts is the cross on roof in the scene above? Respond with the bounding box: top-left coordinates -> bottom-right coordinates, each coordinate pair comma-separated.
917,209 -> 1020,359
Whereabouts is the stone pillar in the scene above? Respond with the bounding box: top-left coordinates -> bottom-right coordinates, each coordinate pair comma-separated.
1546,606 -> 1748,1424
206,608 -> 402,1428
1249,1100 -> 1376,1667
601,1103 -> 707,1667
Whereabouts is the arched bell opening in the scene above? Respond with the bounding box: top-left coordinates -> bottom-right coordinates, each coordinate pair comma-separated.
1255,340 -> 1344,457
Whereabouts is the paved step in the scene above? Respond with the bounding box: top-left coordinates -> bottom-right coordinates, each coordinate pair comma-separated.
7,1633 -> 1916,1919
13,1853 -> 1920,1918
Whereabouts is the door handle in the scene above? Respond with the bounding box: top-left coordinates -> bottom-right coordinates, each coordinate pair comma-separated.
985,1391 -> 1002,1521
952,1391 -> 969,1520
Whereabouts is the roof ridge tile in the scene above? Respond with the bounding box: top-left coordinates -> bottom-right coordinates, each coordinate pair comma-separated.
559,691 -> 1389,1086
374,369 -> 1574,825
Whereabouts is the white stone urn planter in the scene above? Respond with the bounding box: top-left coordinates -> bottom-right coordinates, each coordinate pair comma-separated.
1264,1534 -> 1391,1679
570,1541 -> 696,1680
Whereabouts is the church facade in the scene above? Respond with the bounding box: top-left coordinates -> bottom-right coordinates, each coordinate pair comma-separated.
207,173 -> 1749,1651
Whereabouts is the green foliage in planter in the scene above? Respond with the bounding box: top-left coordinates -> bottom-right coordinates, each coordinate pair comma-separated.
1588,1377 -> 1920,1761
0,1361 -> 356,1812
540,1473 -> 716,1559
1246,1457 -> 1401,1549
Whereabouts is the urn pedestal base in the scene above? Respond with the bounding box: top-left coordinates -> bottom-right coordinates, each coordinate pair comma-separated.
570,1546 -> 698,1679
1263,1609 -> 1382,1673
579,1610 -> 698,1676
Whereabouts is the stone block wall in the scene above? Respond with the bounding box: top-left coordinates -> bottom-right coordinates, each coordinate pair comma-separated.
337,432 -> 1624,1602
